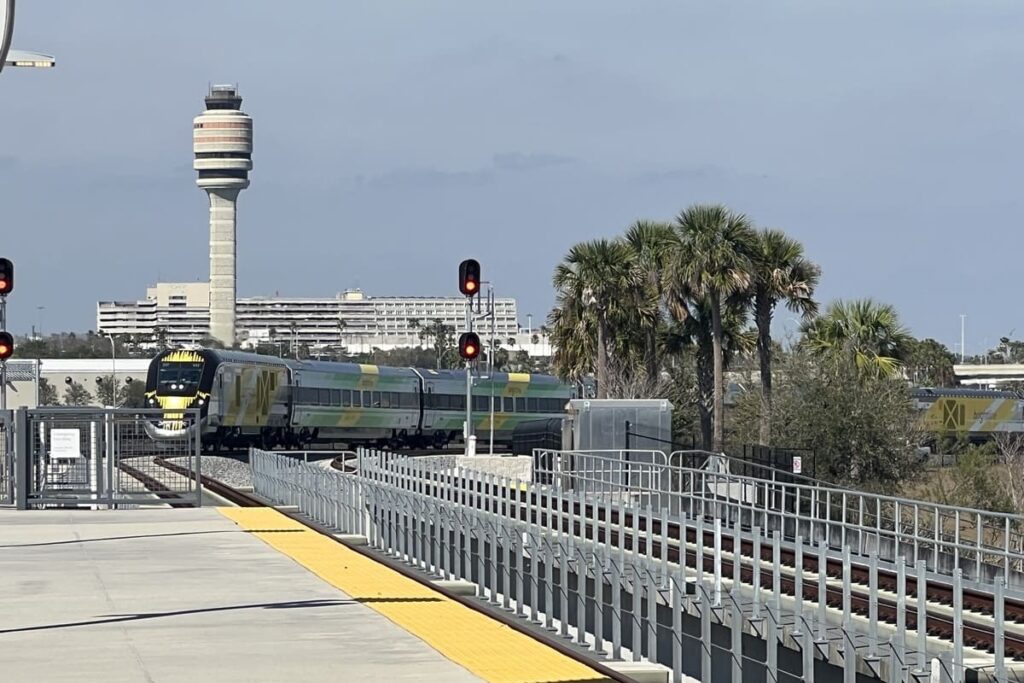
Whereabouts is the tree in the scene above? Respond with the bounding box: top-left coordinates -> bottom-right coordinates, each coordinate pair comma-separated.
801,299 -> 913,379
63,381 -> 93,407
624,220 -> 674,386
904,338 -> 956,387
664,204 -> 757,452
750,228 -> 820,445
38,378 -> 59,406
418,319 -> 458,369
664,299 -> 754,449
731,350 -> 923,491
551,239 -> 638,397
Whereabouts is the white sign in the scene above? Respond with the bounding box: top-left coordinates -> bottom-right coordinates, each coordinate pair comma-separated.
792,456 -> 802,475
49,429 -> 82,459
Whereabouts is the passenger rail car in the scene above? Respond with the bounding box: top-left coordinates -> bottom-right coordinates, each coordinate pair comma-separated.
144,348 -> 573,450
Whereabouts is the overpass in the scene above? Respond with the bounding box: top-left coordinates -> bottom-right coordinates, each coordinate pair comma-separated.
953,364 -> 1024,388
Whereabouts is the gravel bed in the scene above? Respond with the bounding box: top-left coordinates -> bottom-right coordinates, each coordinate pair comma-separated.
168,455 -> 253,489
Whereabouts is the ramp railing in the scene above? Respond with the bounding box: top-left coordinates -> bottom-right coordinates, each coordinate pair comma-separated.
250,447 -> 1010,683
532,449 -> 1024,591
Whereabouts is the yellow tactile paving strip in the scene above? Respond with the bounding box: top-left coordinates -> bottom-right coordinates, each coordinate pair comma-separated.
219,507 -> 612,683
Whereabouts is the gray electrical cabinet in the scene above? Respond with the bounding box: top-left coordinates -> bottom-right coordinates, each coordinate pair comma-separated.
564,399 -> 673,458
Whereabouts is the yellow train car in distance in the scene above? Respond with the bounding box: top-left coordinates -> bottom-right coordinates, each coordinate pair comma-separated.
913,387 -> 1024,441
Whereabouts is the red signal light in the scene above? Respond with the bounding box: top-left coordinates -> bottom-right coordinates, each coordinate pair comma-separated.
0,332 -> 13,360
459,332 -> 481,361
458,259 -> 480,297
0,258 -> 12,295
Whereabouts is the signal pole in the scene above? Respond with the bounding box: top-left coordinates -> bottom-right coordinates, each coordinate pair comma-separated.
458,259 -> 481,454
0,258 -> 13,411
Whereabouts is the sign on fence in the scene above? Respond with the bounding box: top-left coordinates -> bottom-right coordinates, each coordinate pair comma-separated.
792,456 -> 802,474
49,428 -> 82,459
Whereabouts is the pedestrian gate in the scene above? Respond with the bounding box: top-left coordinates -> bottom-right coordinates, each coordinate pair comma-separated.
4,407 -> 201,509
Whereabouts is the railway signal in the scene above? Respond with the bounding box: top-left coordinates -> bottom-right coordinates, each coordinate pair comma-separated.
459,332 -> 481,361
0,257 -> 12,295
0,331 -> 12,360
458,259 -> 480,297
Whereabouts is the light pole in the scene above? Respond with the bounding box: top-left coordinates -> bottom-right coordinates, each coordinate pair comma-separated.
103,333 -> 117,407
960,314 -> 966,363
1,0 -> 56,74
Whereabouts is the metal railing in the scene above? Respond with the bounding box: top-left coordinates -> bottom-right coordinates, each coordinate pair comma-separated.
250,447 -> 1009,683
533,449 -> 1024,591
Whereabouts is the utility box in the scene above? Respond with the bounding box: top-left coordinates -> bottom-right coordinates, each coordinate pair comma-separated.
564,399 -> 673,457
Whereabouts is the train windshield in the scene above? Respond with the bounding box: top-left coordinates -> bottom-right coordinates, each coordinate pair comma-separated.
157,361 -> 204,391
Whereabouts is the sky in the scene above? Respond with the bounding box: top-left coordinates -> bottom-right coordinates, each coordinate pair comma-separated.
2,1 -> 1023,356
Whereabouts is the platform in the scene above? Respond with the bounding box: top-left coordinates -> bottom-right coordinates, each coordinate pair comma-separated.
0,508 -> 529,683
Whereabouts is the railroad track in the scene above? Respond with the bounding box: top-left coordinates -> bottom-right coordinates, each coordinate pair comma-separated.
117,458 -> 198,508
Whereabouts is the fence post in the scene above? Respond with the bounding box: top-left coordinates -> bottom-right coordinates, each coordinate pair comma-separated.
14,407 -> 28,510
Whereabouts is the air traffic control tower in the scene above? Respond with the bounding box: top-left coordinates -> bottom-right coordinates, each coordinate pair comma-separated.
194,84 -> 252,347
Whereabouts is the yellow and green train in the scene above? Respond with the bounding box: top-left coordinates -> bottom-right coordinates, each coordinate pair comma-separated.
912,387 -> 1024,442
144,348 -> 572,451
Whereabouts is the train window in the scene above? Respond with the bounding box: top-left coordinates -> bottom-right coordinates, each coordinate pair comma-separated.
318,388 -> 331,405
361,391 -> 371,408
436,394 -> 450,409
342,389 -> 352,407
331,389 -> 341,406
473,396 -> 487,412
380,392 -> 391,408
451,395 -> 466,411
503,397 -> 514,412
515,397 -> 526,412
390,392 -> 401,408
371,391 -> 381,407
527,397 -> 538,412
545,398 -> 565,413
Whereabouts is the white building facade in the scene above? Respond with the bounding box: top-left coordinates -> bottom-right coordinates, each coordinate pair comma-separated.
97,283 -> 524,353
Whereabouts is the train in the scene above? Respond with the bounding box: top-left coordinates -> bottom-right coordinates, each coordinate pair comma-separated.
912,387 -> 1024,442
143,348 -> 574,451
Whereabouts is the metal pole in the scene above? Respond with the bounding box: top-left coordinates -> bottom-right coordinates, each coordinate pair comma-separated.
489,285 -> 495,455
109,334 -> 117,407
465,298 -> 473,444
0,0 -> 15,74
1,295 -> 7,412
960,314 -> 966,363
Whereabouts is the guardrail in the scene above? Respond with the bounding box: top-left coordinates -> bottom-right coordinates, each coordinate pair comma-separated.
533,449 -> 1024,590
249,447 -> 1010,683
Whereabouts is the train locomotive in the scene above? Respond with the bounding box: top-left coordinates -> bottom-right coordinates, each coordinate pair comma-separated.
912,387 -> 1024,442
144,348 -> 573,451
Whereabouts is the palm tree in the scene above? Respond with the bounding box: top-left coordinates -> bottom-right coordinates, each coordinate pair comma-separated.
664,204 -> 756,452
551,239 -> 638,398
751,228 -> 820,445
665,299 -> 754,449
801,299 -> 913,378
624,220 -> 674,385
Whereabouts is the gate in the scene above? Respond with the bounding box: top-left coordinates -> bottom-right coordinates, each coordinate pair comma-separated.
9,406 -> 202,509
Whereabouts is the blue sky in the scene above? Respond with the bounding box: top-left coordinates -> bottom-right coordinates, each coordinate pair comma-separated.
2,1 -> 1023,355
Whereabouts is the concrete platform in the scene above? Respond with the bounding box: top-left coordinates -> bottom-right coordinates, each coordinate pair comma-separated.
0,508 -> 483,683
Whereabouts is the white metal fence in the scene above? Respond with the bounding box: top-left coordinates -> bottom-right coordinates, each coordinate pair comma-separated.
251,447 -> 1012,683
533,448 -> 1024,590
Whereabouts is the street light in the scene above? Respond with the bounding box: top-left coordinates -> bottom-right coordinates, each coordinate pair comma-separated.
1,1 -> 56,73
103,333 -> 117,408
